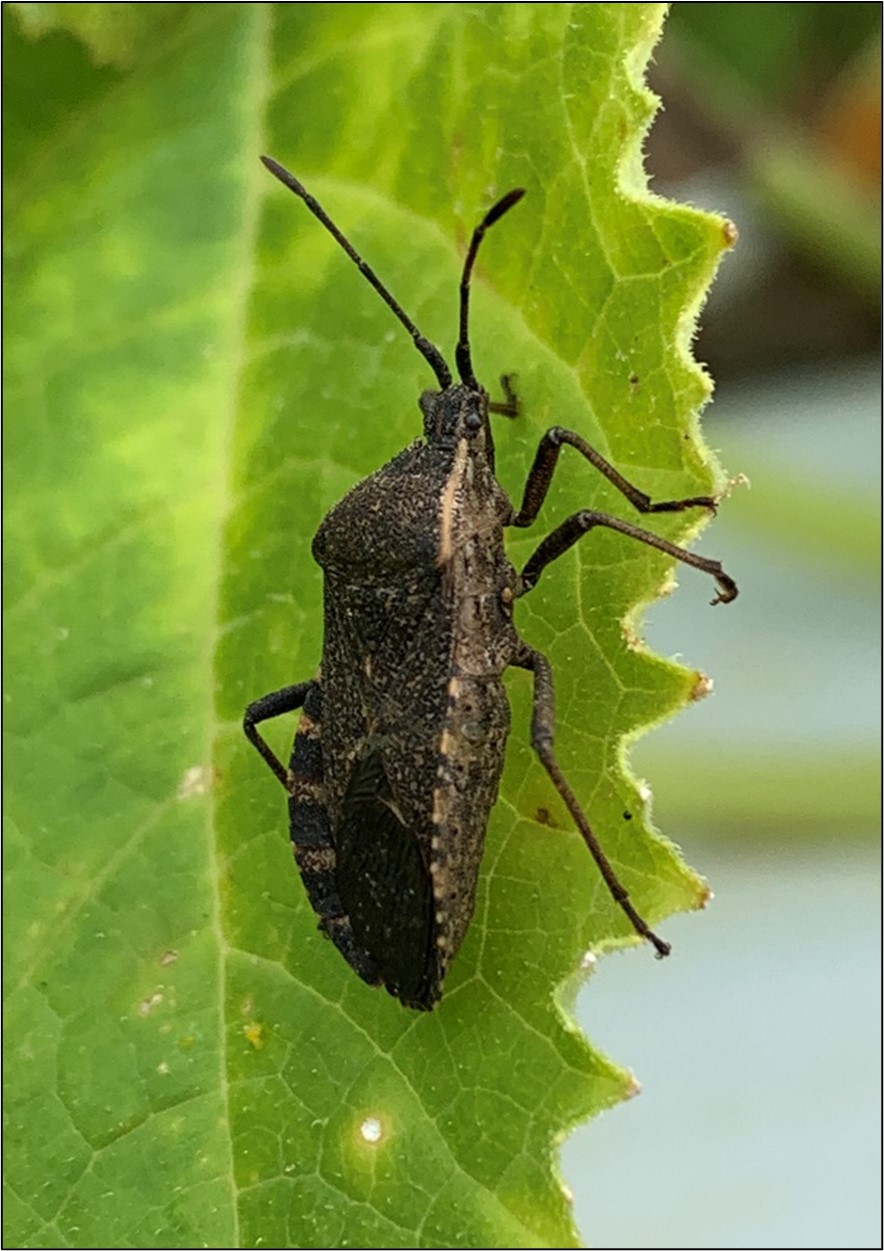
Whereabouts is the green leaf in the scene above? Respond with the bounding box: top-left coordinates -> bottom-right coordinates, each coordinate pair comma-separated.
4,4 -> 732,1247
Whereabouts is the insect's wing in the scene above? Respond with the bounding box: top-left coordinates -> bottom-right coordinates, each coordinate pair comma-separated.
314,439 -> 516,1005
335,748 -> 439,1008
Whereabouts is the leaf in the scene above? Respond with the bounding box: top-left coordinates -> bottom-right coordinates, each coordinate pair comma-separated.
3,5 -> 733,1248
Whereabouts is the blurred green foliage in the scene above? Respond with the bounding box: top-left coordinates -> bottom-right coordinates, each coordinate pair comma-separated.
674,2 -> 878,99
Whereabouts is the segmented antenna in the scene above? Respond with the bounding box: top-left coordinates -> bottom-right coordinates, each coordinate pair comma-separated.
261,155 -> 452,389
455,188 -> 525,389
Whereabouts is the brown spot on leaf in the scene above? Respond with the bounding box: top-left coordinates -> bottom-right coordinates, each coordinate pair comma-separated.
625,1073 -> 642,1099
691,671 -> 714,702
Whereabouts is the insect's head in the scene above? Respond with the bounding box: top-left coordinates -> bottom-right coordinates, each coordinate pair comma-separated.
418,384 -> 489,448
259,156 -> 524,412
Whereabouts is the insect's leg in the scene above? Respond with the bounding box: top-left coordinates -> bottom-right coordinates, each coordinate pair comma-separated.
512,427 -> 719,527
518,510 -> 737,605
488,373 -> 520,417
243,681 -> 313,788
513,645 -> 671,957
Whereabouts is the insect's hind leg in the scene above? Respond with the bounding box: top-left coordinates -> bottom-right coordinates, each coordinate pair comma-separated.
244,681 -> 314,788
512,645 -> 671,958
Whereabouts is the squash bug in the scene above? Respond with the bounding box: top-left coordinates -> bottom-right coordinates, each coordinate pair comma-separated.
245,156 -> 738,1011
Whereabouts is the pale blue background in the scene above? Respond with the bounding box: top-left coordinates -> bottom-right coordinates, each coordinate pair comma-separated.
564,363 -> 881,1250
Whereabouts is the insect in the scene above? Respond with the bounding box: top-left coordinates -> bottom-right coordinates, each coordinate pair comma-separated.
245,155 -> 738,1011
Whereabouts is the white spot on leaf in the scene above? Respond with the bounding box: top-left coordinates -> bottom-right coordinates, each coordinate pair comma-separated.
177,765 -> 212,799
359,1116 -> 383,1144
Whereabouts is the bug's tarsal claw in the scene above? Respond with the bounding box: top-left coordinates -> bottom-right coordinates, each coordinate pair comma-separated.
710,572 -> 738,606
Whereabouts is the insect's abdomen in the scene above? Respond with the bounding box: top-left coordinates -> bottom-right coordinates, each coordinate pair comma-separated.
286,682 -> 381,989
315,568 -> 455,1005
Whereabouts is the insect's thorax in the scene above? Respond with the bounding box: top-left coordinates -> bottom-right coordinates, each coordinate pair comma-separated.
312,431 -> 518,692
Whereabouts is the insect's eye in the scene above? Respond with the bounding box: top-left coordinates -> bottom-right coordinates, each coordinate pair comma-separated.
419,390 -> 439,414
464,410 -> 483,433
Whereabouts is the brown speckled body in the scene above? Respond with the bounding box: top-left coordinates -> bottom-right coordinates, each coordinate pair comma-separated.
312,386 -> 519,1007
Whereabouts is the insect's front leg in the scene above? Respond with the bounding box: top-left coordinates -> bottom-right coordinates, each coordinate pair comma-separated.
488,373 -> 520,417
512,645 -> 671,958
511,426 -> 718,528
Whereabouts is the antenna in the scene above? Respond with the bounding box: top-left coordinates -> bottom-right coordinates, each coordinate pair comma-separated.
455,188 -> 525,389
261,156 -> 452,389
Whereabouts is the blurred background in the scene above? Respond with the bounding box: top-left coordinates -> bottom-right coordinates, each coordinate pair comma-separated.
563,5 -> 881,1248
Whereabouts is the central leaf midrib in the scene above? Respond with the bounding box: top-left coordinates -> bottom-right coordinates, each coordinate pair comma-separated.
208,4 -> 274,1246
